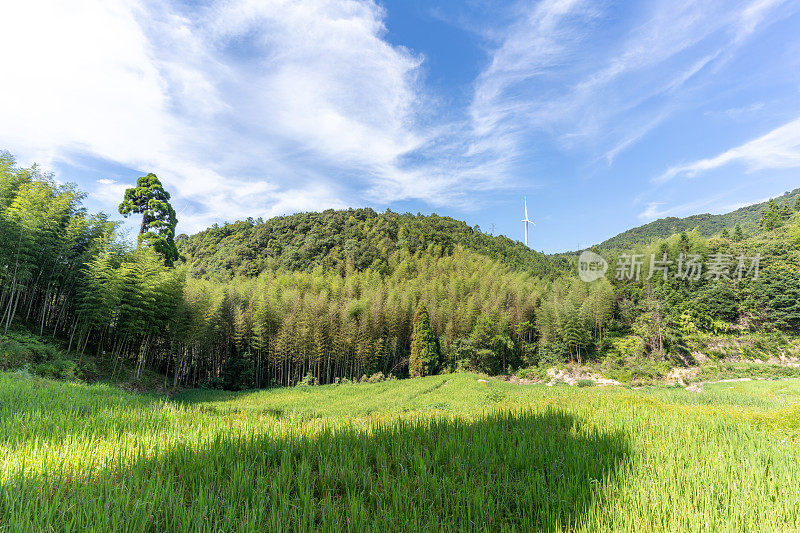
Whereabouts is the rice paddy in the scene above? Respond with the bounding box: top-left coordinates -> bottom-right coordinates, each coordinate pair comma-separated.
1,372 -> 799,531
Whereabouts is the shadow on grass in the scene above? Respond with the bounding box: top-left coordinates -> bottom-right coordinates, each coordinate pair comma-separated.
2,410 -> 629,531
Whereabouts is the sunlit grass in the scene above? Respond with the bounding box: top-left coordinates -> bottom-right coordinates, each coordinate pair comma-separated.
2,372 -> 799,531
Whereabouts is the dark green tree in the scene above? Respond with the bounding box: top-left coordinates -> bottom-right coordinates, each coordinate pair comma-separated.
468,315 -> 513,373
409,304 -> 438,377
759,199 -> 782,231
678,232 -> 690,254
119,173 -> 178,266
752,263 -> 800,331
732,224 -> 744,242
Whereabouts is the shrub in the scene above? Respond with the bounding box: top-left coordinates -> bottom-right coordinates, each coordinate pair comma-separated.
576,379 -> 595,388
611,336 -> 645,359
201,376 -> 225,389
1,332 -> 79,381
537,342 -> 567,368
455,359 -> 472,372
297,372 -> 317,387
0,338 -> 28,369
516,368 -> 533,379
516,367 -> 546,381
366,372 -> 385,383
221,356 -> 254,390
9,367 -> 33,380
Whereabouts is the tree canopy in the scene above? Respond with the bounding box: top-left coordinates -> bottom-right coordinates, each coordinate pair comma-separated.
119,173 -> 178,266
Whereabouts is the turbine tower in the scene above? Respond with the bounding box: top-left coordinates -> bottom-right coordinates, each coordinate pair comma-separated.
522,196 -> 535,247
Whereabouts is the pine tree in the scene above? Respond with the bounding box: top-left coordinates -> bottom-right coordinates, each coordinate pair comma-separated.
733,224 -> 744,241
409,304 -> 437,377
119,173 -> 179,266
679,232 -> 690,254
760,199 -> 782,231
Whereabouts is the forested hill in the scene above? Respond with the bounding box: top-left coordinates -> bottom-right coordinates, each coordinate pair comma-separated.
177,208 -> 568,280
4,147 -> 800,392
596,187 -> 800,249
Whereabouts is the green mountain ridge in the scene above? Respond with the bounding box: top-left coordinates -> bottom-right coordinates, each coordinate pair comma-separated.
179,189 -> 800,276
177,207 -> 568,280
595,187 -> 800,249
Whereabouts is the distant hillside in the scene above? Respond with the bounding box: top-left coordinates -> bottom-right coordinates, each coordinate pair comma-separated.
596,187 -> 800,249
177,208 -> 568,280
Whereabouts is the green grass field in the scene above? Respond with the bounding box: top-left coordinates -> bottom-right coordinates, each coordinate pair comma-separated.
2,372 -> 799,531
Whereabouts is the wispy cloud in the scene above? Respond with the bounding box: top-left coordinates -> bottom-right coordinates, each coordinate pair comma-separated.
0,0 -> 445,232
637,196 -> 724,221
91,179 -> 133,207
637,190 -> 777,221
705,102 -> 766,119
468,0 -> 792,166
0,0 -> 797,239
656,116 -> 800,182
736,0 -> 789,40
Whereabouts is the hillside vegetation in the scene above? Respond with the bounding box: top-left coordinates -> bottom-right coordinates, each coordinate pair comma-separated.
3,148 -> 800,390
2,371 -> 799,531
597,187 -> 800,248
177,208 -> 566,280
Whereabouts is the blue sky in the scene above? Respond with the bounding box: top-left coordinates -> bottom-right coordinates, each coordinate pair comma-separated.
1,0 -> 799,252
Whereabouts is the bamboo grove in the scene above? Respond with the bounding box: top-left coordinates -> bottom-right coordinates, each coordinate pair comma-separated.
0,153 -> 565,387
4,151 -> 800,390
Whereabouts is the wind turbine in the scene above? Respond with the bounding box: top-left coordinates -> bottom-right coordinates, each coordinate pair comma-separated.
522,196 -> 535,247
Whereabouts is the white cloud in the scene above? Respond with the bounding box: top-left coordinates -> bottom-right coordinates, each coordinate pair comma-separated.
1,0 -> 797,237
705,102 -> 766,119
0,0 -> 440,233
637,190 -> 776,221
637,196 -> 720,221
656,116 -> 800,182
468,0 -> 791,166
91,179 -> 133,207
736,0 -> 789,40
0,1 -> 171,163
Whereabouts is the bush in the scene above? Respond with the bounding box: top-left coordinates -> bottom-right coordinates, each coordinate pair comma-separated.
221,356 -> 254,390
695,362 -> 800,382
610,336 -> 644,359
366,372 -> 385,383
576,379 -> 595,388
605,357 -> 670,386
516,368 -> 533,379
32,359 -> 77,380
537,342 -> 567,368
297,372 -> 317,387
0,338 -> 28,369
1,332 -> 79,381
516,367 -> 546,381
9,367 -> 33,380
454,359 -> 472,373
200,376 -> 225,389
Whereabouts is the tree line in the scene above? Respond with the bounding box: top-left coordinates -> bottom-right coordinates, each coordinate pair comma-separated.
2,150 -> 800,389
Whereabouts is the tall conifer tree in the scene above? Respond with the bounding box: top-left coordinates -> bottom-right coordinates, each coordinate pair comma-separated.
410,304 -> 437,377
119,173 -> 178,266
